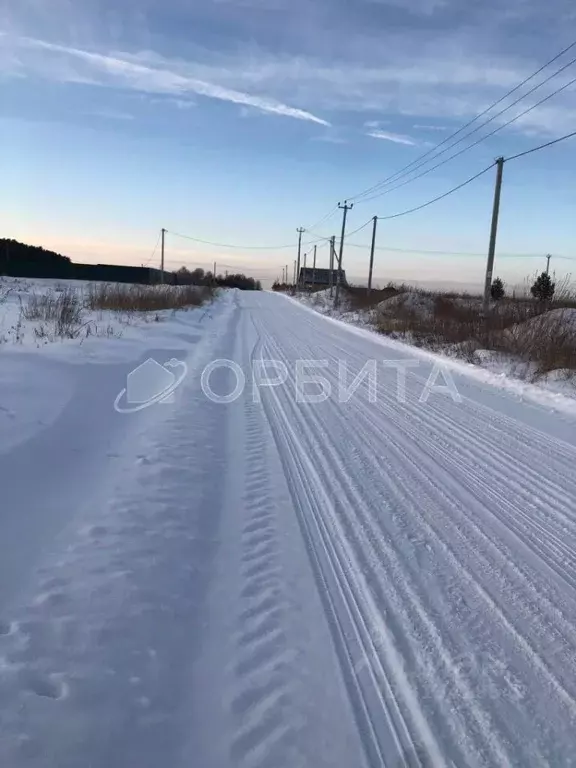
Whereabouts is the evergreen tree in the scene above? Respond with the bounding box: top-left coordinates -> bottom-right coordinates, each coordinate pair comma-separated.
530,271 -> 555,301
490,277 -> 505,300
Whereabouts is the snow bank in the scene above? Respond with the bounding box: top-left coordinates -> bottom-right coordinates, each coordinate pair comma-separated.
376,291 -> 435,319
505,307 -> 576,341
0,276 -> 221,451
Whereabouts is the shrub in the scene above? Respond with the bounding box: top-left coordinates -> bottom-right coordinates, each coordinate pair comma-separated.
85,283 -> 214,312
531,271 -> 555,302
491,277 -> 505,300
21,287 -> 84,338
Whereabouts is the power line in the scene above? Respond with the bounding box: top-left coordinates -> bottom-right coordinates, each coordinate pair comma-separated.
357,68 -> 576,204
505,128 -> 576,161
374,163 -> 495,220
348,38 -> 576,203
342,242 -> 576,259
143,231 -> 162,267
356,53 -> 576,201
344,218 -> 374,238
305,205 -> 340,232
167,229 -> 326,250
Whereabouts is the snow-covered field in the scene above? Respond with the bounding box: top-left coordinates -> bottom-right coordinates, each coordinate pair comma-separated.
2,286 -> 576,766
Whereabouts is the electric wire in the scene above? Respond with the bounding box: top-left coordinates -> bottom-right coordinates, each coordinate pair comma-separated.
348,38 -> 576,202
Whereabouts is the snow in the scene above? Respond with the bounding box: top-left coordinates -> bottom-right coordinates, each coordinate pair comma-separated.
294,288 -> 576,403
505,306 -> 576,341
2,287 -> 576,766
376,290 -> 436,319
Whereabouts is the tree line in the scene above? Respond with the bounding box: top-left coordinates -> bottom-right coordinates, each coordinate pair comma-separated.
174,266 -> 261,291
1,238 -> 71,268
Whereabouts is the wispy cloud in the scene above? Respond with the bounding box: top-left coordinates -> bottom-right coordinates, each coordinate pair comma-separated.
364,119 -> 390,129
4,0 -> 576,139
413,123 -> 447,130
367,129 -> 418,145
6,35 -> 330,126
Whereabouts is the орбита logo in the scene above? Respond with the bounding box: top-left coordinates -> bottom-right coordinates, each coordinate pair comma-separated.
114,358 -> 187,413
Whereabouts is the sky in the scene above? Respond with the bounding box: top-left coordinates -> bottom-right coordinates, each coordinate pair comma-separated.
1,0 -> 576,290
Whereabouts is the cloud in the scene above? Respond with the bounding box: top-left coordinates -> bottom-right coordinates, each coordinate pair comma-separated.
6,35 -> 330,126
367,129 -> 418,145
413,123 -> 448,130
145,95 -> 196,110
4,1 -> 576,138
364,119 -> 390,128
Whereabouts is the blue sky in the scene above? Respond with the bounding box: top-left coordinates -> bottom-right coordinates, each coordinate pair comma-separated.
2,0 -> 576,289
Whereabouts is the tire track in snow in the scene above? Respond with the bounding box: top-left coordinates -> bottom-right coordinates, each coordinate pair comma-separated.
253,298 -> 576,765
255,323 -> 449,768
285,306 -> 576,597
226,317 -> 303,768
258,324 -> 510,766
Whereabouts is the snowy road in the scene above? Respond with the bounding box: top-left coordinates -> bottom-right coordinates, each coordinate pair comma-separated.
1,289 -> 576,767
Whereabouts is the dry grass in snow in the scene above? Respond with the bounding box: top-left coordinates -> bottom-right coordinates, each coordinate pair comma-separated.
0,278 -> 216,346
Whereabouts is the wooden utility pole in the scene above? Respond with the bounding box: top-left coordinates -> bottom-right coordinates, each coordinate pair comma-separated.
335,201 -> 353,308
160,228 -> 166,284
546,254 -> 552,275
483,157 -> 505,311
296,227 -> 305,289
312,245 -> 317,290
329,236 -> 336,297
367,216 -> 378,295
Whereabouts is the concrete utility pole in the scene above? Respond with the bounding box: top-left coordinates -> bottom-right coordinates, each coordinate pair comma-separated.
296,227 -> 305,289
483,157 -> 505,311
329,236 -> 336,297
367,216 -> 378,295
286,265 -> 289,285
312,245 -> 317,290
335,201 -> 353,308
546,254 -> 552,275
160,228 -> 166,284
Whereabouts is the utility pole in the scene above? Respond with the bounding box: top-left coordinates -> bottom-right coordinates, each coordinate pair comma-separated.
367,216 -> 378,295
286,264 -> 289,285
312,245 -> 317,290
296,227 -> 305,289
293,260 -> 296,285
160,228 -> 166,284
335,201 -> 353,308
303,251 -> 307,288
483,157 -> 505,311
546,254 -> 552,275
329,236 -> 336,297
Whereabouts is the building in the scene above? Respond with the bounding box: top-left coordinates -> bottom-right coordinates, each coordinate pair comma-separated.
298,267 -> 347,288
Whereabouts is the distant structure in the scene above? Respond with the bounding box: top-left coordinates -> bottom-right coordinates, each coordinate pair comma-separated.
1,238 -> 167,284
298,267 -> 347,288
